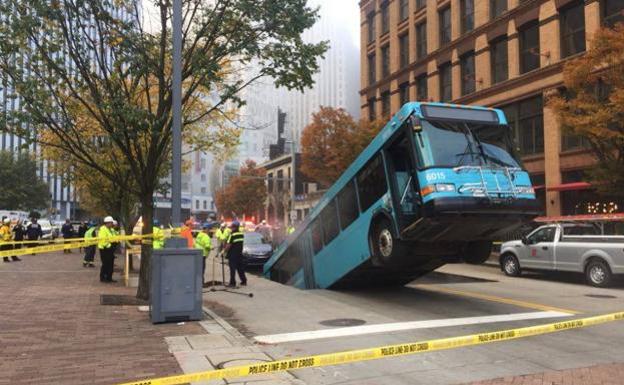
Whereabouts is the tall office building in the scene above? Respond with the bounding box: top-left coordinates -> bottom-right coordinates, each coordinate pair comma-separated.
283,0 -> 361,148
0,2 -> 138,220
360,0 -> 624,216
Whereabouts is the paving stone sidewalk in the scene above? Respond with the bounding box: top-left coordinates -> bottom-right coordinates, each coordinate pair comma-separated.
0,251 -> 203,385
465,362 -> 624,385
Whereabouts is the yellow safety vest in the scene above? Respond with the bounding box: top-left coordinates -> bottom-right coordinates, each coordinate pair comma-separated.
0,224 -> 11,243
194,231 -> 212,256
153,226 -> 165,249
98,225 -> 114,249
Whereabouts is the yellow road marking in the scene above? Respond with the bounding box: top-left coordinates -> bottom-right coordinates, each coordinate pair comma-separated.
412,284 -> 580,315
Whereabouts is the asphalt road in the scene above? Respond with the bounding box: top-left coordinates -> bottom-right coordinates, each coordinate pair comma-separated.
202,260 -> 624,385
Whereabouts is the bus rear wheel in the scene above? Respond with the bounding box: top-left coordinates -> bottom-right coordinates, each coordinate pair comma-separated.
463,241 -> 493,265
370,218 -> 404,267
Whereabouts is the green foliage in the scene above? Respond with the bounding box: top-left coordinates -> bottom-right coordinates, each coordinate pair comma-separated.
0,151 -> 49,211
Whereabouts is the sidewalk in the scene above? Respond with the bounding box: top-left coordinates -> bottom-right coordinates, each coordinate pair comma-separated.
0,250 -> 203,385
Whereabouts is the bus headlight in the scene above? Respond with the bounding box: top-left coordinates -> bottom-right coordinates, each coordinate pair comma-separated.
515,186 -> 534,194
435,183 -> 456,192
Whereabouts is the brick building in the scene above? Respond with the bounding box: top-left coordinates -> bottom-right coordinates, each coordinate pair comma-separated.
359,0 -> 624,216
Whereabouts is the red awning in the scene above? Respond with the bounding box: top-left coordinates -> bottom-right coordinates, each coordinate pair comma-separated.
535,213 -> 624,223
546,182 -> 592,192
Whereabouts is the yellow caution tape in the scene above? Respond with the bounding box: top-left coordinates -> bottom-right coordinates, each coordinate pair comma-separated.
0,234 -> 144,258
115,311 -> 624,385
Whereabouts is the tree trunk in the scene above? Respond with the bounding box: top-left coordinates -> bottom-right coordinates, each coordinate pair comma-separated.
136,193 -> 154,300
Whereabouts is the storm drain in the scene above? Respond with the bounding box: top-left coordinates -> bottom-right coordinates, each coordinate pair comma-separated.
320,318 -> 366,327
100,294 -> 148,306
585,294 -> 617,299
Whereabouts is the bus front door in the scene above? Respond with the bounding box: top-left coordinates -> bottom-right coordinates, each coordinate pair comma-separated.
385,130 -> 420,229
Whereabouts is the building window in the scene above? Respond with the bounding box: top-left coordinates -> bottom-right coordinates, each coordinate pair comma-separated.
490,36 -> 508,84
381,45 -> 390,77
368,97 -> 376,120
200,173 -> 206,181
519,21 -> 540,74
203,200 -> 207,210
562,131 -> 591,151
277,169 -> 284,191
416,22 -> 427,60
268,172 -> 274,193
415,0 -> 426,10
381,2 -> 390,35
399,34 -> 409,68
201,187 -> 206,194
399,82 -> 410,105
381,91 -> 391,117
490,0 -> 507,19
416,73 -> 428,100
367,12 -> 376,43
560,1 -> 586,58
461,0 -> 474,34
438,62 -> 452,102
195,200 -> 199,210
603,0 -> 624,27
439,7 -> 451,45
399,0 -> 409,21
503,95 -> 544,155
368,54 -> 376,84
460,51 -> 476,95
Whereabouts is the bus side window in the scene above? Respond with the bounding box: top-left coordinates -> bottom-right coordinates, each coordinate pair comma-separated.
357,155 -> 388,212
321,199 -> 340,245
338,180 -> 359,230
311,219 -> 323,254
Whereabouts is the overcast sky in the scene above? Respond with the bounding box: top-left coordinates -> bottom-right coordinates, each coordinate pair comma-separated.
142,0 -> 360,48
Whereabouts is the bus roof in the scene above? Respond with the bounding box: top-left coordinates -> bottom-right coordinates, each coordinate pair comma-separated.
264,102 -> 507,270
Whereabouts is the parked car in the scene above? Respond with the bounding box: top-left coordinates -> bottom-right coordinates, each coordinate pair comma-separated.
242,231 -> 273,268
499,223 -> 624,287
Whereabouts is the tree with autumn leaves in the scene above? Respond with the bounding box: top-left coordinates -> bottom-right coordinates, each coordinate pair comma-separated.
215,160 -> 267,220
0,0 -> 326,299
549,24 -> 624,200
300,107 -> 384,188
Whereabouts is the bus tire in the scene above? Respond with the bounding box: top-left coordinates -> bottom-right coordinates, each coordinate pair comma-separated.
370,218 -> 403,267
463,241 -> 492,264
585,258 -> 612,288
500,253 -> 521,277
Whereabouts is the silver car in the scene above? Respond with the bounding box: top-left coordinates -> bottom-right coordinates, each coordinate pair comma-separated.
500,223 -> 624,287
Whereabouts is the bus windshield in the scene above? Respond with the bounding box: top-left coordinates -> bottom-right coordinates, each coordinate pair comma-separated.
418,119 -> 520,169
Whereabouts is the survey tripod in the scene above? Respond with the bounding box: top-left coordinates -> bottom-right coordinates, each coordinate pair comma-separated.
203,248 -> 253,298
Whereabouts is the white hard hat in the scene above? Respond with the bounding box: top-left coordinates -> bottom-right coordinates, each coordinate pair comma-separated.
104,216 -> 114,223
113,220 -> 118,225
3,218 -> 10,224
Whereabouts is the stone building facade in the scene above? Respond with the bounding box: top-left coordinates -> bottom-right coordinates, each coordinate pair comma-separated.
359,0 -> 624,216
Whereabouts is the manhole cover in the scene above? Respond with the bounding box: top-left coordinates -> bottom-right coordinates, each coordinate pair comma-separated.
320,318 -> 366,327
585,294 -> 617,299
217,358 -> 271,369
100,294 -> 148,306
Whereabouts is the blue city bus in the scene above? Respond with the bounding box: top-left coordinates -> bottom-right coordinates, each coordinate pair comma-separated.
264,102 -> 541,289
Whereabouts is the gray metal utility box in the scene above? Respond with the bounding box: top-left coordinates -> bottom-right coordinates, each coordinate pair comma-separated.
150,248 -> 203,324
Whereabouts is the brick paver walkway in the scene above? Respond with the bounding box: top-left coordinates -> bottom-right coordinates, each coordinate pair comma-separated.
0,250 -> 203,385
465,362 -> 624,385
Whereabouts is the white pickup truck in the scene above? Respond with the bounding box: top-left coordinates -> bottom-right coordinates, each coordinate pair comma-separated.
499,223 -> 624,287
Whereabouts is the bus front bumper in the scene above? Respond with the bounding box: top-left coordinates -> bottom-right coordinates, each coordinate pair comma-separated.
402,197 -> 541,241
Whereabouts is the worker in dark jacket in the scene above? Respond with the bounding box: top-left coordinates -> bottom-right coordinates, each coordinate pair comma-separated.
224,221 -> 246,287
26,218 -> 43,251
61,219 -> 74,253
10,219 -> 25,261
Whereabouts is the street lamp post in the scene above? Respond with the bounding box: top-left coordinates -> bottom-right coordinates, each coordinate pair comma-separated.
171,0 -> 182,226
